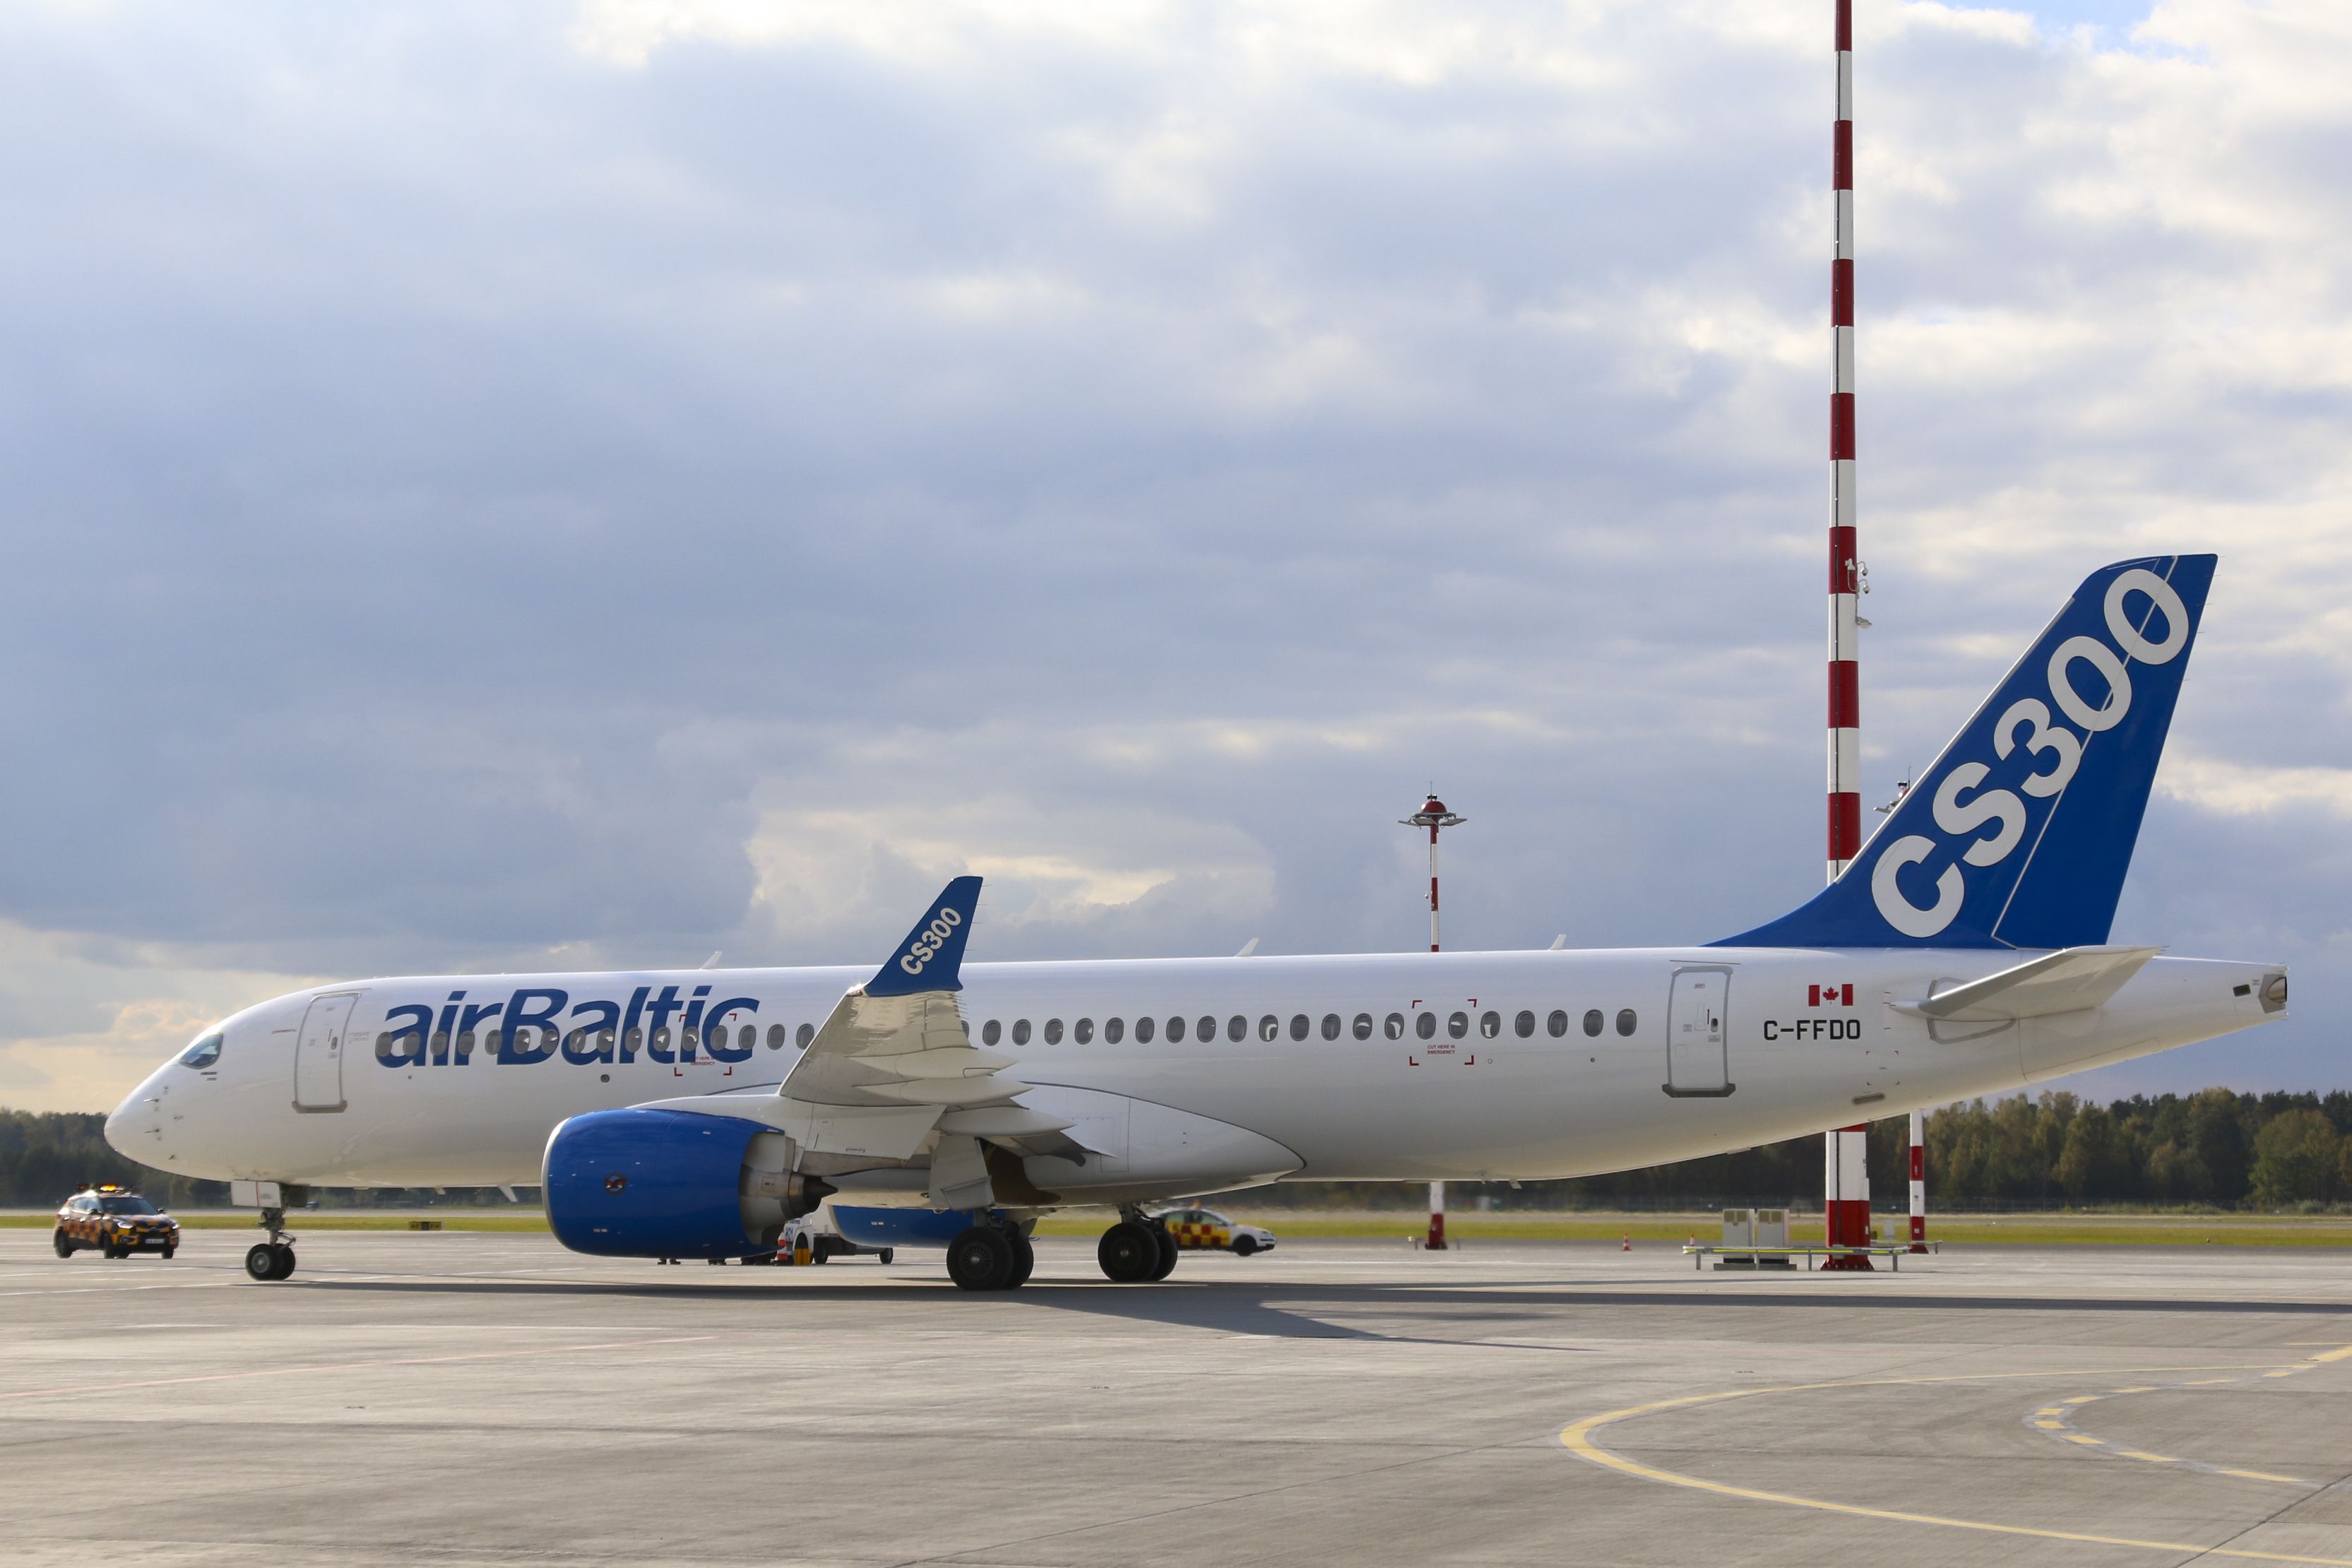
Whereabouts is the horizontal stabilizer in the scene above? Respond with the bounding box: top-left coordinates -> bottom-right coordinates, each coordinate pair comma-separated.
1892,945 -> 2160,1023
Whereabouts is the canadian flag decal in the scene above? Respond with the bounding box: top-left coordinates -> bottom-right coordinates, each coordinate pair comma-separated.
1808,984 -> 1855,1007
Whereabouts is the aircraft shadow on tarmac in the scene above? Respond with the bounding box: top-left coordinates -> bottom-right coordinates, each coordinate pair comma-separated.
293,1273 -> 2352,1344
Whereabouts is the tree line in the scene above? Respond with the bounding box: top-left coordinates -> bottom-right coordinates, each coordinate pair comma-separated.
8,1088 -> 2352,1211
1244,1088 -> 2352,1213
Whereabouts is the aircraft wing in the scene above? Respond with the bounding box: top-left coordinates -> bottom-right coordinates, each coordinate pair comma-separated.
773,877 -> 1078,1201
1893,944 -> 2161,1023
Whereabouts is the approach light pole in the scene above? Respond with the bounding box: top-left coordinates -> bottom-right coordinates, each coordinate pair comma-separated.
1401,792 -> 1466,1252
1400,794 -> 1466,954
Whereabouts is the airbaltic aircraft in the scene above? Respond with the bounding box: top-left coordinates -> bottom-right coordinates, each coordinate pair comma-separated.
107,555 -> 2284,1289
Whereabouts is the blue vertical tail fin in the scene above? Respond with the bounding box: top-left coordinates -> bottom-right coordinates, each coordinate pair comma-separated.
1719,554 -> 2216,950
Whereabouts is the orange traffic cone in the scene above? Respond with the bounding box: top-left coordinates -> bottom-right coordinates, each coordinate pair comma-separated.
1620,1234 -> 1631,1252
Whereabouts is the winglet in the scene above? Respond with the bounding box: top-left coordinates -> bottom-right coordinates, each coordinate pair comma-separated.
863,877 -> 983,997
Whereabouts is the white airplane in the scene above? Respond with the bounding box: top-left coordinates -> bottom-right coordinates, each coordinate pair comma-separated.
106,554 -> 2284,1289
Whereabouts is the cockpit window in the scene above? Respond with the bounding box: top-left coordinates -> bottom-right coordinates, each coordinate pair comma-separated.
97,1195 -> 160,1215
178,1032 -> 224,1069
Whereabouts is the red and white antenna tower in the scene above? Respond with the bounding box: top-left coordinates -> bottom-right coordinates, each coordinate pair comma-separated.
1821,0 -> 1875,1271
1401,792 -> 1466,1252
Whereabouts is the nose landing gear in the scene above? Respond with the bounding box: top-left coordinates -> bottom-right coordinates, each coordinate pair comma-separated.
243,1206 -> 297,1281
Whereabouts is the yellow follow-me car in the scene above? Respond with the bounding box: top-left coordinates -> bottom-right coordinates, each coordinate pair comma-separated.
54,1184 -> 180,1259
1155,1206 -> 1277,1257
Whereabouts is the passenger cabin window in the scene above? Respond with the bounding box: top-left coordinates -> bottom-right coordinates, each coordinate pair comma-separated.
1415,1012 -> 1436,1040
1288,1014 -> 1309,1042
1012,1019 -> 1031,1045
1258,1015 -> 1280,1043
1583,1009 -> 1604,1038
1385,1013 -> 1405,1039
179,1033 -> 223,1069
1105,1017 -> 1124,1045
767,1023 -> 788,1050
1353,1013 -> 1372,1040
1480,1011 -> 1499,1039
1074,1018 -> 1094,1045
982,1019 -> 1002,1046
1447,1011 -> 1468,1040
1167,1016 -> 1187,1043
1615,1008 -> 1638,1037
1135,1016 -> 1153,1043
796,1023 -> 815,1049
1547,1010 -> 1569,1038
1045,1019 -> 1065,1045
1226,1015 -> 1246,1043
1321,1014 -> 1341,1041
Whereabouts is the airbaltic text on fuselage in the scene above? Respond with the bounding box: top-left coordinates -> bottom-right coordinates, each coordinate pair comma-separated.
372,986 -> 764,1068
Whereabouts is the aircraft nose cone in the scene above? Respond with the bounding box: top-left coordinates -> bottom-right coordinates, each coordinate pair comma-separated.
103,1099 -> 137,1158
105,1087 -> 161,1160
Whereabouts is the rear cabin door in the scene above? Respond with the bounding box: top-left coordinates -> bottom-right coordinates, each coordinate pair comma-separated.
1663,967 -> 1734,1097
294,992 -> 359,1112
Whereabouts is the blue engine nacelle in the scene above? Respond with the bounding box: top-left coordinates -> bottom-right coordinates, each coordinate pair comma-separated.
544,1107 -> 823,1260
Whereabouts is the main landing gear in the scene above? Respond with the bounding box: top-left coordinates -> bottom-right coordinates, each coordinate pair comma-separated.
244,1207 -> 297,1282
946,1221 -> 1036,1292
1098,1211 -> 1178,1283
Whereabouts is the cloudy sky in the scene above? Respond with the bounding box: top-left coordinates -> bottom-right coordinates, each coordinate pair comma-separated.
2,0 -> 2346,1114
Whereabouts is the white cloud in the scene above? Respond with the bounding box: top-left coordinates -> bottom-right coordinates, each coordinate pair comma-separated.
2160,755 -> 2352,819
0,0 -> 2348,1103
0,922 -> 318,1114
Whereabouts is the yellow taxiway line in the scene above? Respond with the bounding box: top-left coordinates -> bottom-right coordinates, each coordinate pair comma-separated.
1557,1352 -> 2352,1567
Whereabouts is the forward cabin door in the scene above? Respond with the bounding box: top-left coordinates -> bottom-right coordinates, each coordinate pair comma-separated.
293,992 -> 359,1112
1663,967 -> 1734,1097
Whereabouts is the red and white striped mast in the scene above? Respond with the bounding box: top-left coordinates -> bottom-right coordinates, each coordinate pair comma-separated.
1821,0 -> 1875,1271
1908,1109 -> 1928,1252
1403,792 -> 1466,1251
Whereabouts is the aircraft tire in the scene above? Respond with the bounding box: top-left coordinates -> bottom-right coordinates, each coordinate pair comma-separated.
878,1248 -> 894,1265
946,1225 -> 1013,1292
271,1245 -> 297,1280
52,1230 -> 74,1259
1148,1226 -> 1179,1281
244,1243 -> 278,1281
1098,1221 -> 1159,1283
1004,1231 -> 1035,1288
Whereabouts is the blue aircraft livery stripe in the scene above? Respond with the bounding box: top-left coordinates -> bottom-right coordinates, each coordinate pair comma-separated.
1718,554 -> 2215,950
863,876 -> 985,996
